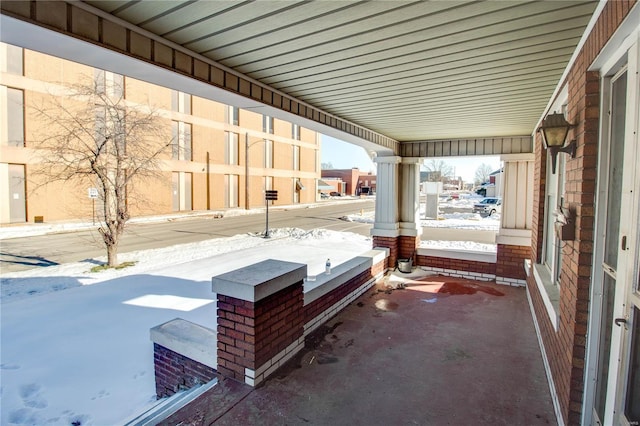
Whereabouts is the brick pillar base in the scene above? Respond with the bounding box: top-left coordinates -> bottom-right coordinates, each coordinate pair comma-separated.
496,243 -> 529,285
213,259 -> 306,386
372,236 -> 399,269
399,235 -> 420,261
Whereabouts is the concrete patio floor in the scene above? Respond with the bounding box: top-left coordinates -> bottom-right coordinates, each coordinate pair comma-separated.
161,273 -> 555,425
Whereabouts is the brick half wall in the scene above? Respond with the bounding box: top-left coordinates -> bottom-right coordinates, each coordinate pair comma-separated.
153,343 -> 216,399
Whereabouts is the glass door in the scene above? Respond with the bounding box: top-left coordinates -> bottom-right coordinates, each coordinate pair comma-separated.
593,68 -> 627,426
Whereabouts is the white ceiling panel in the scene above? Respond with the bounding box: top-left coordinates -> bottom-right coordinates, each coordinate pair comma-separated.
85,0 -> 599,142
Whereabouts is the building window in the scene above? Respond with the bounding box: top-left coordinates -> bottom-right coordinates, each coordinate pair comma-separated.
264,139 -> 273,168
2,87 -> 24,147
264,176 -> 273,191
94,69 -> 124,98
293,178 -> 300,204
94,105 -> 126,155
171,90 -> 191,114
542,150 -> 565,284
226,106 -> 239,126
225,174 -> 239,208
171,172 -> 193,211
172,121 -> 192,161
293,145 -> 300,171
1,163 -> 26,223
2,43 -> 23,75
292,123 -> 300,140
225,132 -> 239,165
263,115 -> 274,134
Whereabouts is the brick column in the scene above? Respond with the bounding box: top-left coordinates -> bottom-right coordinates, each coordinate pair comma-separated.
399,235 -> 419,261
372,235 -> 398,269
212,259 -> 306,386
496,244 -> 528,283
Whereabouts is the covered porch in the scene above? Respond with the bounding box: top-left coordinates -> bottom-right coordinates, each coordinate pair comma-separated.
160,273 -> 554,425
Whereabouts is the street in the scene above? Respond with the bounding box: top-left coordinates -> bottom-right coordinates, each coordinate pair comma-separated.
0,199 -> 375,273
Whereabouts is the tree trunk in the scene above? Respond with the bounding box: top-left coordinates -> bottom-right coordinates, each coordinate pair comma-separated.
106,241 -> 118,267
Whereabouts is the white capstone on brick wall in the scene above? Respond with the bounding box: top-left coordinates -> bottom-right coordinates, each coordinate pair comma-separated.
211,259 -> 306,302
150,318 -> 217,369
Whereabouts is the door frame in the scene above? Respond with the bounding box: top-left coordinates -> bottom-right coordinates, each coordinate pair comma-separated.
584,19 -> 640,426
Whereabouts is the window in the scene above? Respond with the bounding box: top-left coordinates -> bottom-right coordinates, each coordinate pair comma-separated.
171,90 -> 191,114
94,69 -> 124,98
171,172 -> 192,211
2,43 -> 23,75
2,163 -> 26,222
293,145 -> 300,171
264,139 -> 273,168
2,87 -> 24,147
225,174 -> 239,208
542,143 -> 565,284
293,178 -> 300,204
94,104 -> 125,154
172,121 -> 192,161
225,132 -> 239,165
263,115 -> 274,134
292,123 -> 300,140
264,176 -> 273,191
226,106 -> 239,125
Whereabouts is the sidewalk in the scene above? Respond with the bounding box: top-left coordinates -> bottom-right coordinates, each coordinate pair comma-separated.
161,275 -> 555,425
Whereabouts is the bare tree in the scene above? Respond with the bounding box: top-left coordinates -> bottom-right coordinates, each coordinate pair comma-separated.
474,163 -> 494,185
31,73 -> 172,267
321,162 -> 334,170
423,159 -> 454,178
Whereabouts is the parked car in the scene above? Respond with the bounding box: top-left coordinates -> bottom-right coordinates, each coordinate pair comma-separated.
473,197 -> 502,216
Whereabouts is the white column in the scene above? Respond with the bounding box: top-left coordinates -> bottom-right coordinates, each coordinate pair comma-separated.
399,158 -> 422,237
497,153 -> 535,245
371,155 -> 401,237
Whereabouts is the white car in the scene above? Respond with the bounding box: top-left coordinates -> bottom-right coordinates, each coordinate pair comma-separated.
472,197 -> 502,216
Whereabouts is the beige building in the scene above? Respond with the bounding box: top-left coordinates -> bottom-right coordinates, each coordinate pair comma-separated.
0,42 -> 321,224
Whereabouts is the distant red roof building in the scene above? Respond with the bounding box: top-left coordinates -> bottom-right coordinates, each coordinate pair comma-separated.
321,168 -> 376,196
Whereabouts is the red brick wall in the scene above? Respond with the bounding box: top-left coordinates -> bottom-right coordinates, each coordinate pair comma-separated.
373,236 -> 398,268
216,283 -> 304,381
416,254 -> 495,276
527,2 -> 637,423
304,260 -> 384,324
399,235 -> 419,261
153,343 -> 216,398
321,169 -> 359,195
496,244 -> 528,280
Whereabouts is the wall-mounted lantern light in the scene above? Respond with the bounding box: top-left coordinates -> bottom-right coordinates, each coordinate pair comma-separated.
538,112 -> 576,174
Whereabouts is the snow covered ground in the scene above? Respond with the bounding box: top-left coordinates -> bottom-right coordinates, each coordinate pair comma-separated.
343,192 -> 500,251
1,228 -> 371,425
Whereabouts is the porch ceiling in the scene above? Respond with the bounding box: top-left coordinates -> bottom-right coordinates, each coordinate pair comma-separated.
84,1 -> 597,142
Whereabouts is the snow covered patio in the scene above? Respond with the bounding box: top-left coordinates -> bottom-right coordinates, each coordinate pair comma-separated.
160,273 -> 555,425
